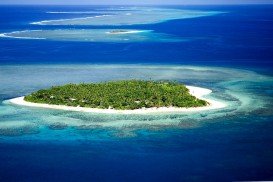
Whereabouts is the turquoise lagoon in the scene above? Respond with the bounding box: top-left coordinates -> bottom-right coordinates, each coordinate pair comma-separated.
0,65 -> 272,139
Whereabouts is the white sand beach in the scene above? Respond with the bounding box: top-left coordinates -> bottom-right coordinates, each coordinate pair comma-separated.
8,86 -> 226,114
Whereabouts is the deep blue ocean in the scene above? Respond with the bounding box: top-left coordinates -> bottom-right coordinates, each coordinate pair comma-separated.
0,5 -> 273,182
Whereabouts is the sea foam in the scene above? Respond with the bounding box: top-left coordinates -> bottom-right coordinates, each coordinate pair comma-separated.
31,15 -> 113,25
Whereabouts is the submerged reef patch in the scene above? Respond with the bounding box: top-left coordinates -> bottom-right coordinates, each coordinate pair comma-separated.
0,29 -> 182,42
31,7 -> 223,26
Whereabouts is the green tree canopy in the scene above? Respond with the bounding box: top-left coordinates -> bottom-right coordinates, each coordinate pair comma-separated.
24,80 -> 207,110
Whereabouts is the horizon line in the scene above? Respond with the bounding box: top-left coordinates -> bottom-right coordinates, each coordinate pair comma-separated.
0,3 -> 272,6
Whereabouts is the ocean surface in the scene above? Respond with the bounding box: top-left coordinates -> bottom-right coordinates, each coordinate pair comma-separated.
0,5 -> 273,181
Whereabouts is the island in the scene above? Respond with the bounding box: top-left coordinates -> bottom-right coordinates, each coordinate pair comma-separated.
8,80 -> 226,114
106,30 -> 146,34
108,30 -> 130,34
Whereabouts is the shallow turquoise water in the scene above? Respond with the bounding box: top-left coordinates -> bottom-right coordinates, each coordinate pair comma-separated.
0,29 -> 183,42
0,65 -> 272,140
30,7 -> 222,26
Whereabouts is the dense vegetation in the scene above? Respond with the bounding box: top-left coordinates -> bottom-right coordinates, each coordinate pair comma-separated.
24,80 -> 207,110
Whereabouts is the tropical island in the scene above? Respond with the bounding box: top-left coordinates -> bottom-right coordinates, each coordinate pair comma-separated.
24,80 -> 207,110
8,80 -> 226,114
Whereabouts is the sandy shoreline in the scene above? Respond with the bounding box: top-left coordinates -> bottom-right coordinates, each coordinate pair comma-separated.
7,86 -> 226,114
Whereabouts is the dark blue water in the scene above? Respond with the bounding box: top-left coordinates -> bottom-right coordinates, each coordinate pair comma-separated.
0,5 -> 273,69
0,5 -> 273,182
